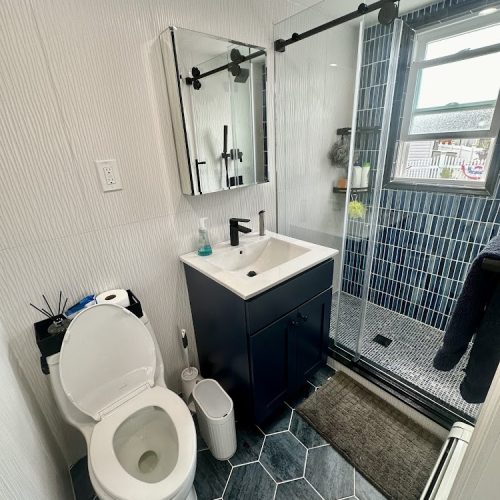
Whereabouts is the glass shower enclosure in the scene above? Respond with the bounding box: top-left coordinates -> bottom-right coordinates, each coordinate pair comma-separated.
275,0 -> 499,425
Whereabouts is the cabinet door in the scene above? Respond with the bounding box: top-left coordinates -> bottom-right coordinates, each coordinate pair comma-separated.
292,289 -> 332,390
250,312 -> 295,422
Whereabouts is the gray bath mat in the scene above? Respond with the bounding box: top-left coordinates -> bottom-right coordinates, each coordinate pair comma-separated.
297,371 -> 444,500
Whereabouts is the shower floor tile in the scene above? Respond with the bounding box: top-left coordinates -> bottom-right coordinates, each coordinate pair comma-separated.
331,292 -> 481,420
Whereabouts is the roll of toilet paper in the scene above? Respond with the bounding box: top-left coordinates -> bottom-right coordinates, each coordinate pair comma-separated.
96,289 -> 130,308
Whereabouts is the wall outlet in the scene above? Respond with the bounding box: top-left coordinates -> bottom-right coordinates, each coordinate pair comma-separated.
95,159 -> 123,192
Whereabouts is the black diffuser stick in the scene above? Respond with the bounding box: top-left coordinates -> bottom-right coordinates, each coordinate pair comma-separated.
42,294 -> 55,317
61,298 -> 68,316
57,291 -> 62,315
30,303 -> 52,319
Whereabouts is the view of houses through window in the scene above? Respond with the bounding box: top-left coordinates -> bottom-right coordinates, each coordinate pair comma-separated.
397,137 -> 493,183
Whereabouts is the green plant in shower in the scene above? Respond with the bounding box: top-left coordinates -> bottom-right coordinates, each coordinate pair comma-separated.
440,166 -> 453,179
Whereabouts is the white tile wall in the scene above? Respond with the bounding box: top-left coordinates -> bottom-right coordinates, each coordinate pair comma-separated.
0,0 -> 299,462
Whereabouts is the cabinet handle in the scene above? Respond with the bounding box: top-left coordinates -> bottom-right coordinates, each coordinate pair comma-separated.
290,314 -> 308,328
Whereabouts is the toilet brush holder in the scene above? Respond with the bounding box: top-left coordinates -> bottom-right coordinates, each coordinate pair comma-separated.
181,367 -> 203,410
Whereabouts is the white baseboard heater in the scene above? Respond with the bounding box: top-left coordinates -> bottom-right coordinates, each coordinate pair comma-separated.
421,422 -> 474,500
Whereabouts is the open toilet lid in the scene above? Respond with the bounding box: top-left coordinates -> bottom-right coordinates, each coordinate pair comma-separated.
59,303 -> 156,420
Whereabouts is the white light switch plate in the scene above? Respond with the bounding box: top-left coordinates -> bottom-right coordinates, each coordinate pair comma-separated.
95,159 -> 123,192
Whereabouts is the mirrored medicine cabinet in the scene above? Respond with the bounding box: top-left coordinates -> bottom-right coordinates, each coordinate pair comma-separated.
160,27 -> 268,196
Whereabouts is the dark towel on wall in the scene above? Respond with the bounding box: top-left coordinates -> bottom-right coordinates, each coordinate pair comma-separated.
433,234 -> 500,403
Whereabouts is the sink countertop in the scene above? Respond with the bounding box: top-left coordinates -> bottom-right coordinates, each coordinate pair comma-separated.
180,231 -> 338,300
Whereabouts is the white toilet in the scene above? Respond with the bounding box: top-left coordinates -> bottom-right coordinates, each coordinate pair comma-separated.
47,303 -> 197,500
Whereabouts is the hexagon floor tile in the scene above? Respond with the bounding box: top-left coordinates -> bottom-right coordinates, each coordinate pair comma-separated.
193,450 -> 231,500
229,424 -> 265,466
275,478 -> 322,500
190,364 -> 388,500
223,462 -> 276,499
306,445 -> 355,500
290,412 -> 328,448
258,404 -> 292,434
260,431 -> 307,482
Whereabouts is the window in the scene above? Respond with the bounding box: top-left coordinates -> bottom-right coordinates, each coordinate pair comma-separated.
390,12 -> 500,193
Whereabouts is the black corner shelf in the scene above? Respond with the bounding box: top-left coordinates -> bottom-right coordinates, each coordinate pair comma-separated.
336,126 -> 381,136
332,187 -> 369,194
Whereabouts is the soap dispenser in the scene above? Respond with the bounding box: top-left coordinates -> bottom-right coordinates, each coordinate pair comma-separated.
197,217 -> 212,256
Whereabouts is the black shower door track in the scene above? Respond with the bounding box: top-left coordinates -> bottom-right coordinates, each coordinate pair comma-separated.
274,0 -> 395,52
329,341 -> 475,430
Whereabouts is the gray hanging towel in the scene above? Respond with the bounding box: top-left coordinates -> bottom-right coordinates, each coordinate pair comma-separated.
433,234 -> 500,373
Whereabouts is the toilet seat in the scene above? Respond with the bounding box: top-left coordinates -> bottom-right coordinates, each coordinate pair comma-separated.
59,303 -> 157,420
89,386 -> 196,500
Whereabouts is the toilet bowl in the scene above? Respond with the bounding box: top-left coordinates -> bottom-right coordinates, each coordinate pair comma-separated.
52,303 -> 197,500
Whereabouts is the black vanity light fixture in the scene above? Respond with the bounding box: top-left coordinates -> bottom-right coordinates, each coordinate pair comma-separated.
186,47 -> 264,90
274,0 -> 399,53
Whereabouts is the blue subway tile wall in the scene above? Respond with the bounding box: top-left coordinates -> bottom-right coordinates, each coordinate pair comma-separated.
342,0 -> 500,331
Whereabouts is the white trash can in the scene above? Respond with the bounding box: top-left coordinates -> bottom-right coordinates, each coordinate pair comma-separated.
192,379 -> 237,460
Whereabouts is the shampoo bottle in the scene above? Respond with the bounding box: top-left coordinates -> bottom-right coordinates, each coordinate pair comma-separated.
197,217 -> 212,256
361,161 -> 371,188
352,159 -> 362,189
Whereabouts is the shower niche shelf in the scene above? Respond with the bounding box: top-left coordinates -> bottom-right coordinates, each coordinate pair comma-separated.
332,187 -> 368,194
336,126 -> 381,136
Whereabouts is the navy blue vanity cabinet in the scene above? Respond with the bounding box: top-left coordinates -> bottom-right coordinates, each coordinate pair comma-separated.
250,288 -> 332,420
184,258 -> 333,423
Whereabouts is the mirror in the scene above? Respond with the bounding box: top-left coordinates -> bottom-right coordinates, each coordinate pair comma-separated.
160,27 -> 268,195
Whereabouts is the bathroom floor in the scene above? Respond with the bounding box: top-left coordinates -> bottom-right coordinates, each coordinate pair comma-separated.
194,365 -> 387,500
331,292 -> 481,420
70,365 -> 385,500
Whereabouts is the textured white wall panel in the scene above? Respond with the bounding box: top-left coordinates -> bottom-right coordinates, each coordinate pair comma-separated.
0,0 -> 93,251
0,321 -> 72,499
0,0 -> 298,463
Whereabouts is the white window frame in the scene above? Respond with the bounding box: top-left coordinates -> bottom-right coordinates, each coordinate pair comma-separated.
388,12 -> 500,193
401,13 -> 500,143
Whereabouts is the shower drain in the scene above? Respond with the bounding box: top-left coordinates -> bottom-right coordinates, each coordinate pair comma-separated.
138,450 -> 159,473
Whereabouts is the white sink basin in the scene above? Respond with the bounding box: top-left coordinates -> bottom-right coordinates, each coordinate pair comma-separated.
180,231 -> 338,299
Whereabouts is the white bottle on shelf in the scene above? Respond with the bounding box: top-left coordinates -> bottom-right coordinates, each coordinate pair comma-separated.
352,160 -> 362,189
361,161 -> 371,188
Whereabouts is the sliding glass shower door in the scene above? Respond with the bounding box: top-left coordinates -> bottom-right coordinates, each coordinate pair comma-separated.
274,2 -> 367,353
275,1 -> 496,424
331,14 -> 492,423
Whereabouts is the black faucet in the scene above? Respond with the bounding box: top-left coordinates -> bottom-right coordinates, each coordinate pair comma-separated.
230,218 -> 252,246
